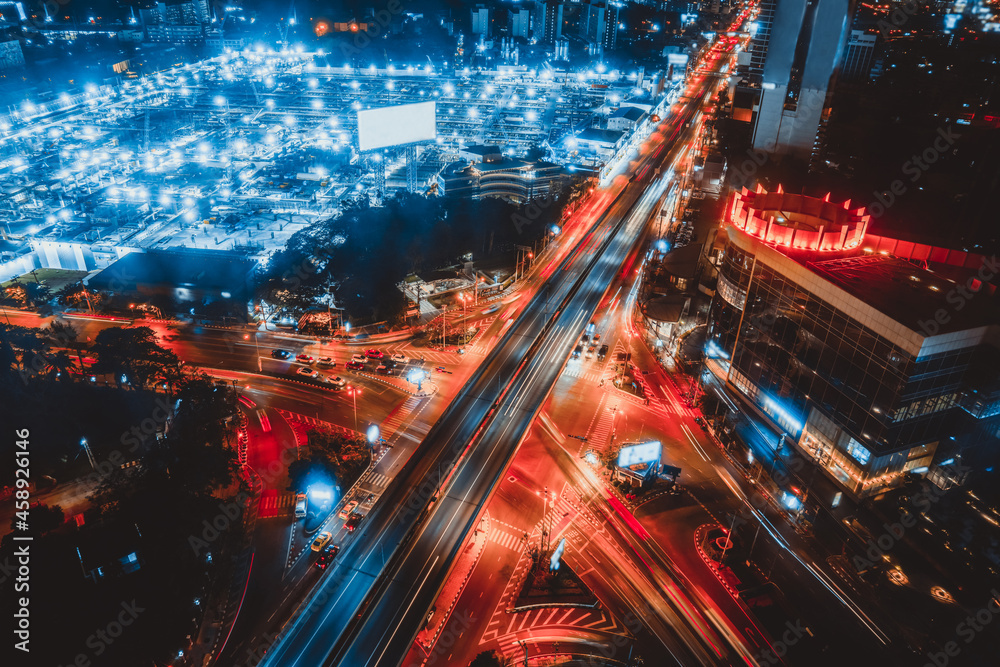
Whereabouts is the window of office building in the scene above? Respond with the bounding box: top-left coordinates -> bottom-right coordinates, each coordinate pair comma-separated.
845,438 -> 871,465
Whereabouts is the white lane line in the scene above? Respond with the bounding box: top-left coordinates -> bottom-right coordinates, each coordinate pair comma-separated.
680,423 -> 710,461
371,556 -> 440,666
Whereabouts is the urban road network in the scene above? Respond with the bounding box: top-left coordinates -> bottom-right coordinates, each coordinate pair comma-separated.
251,33 -> 749,667
12,32 -> 756,667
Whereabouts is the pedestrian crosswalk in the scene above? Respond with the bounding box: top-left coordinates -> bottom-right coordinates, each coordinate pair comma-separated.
381,396 -> 422,437
561,364 -> 604,383
364,472 -> 389,489
487,606 -> 623,645
489,527 -> 524,551
258,492 -> 294,518
587,403 -> 617,452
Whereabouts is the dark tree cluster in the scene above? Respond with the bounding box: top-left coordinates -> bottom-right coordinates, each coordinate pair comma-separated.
0,322 -> 242,666
257,187 -> 582,327
287,429 -> 372,493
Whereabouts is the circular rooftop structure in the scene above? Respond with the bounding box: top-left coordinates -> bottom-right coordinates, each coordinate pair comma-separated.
727,185 -> 870,253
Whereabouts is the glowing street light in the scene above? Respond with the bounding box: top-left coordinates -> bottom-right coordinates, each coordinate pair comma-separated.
406,368 -> 427,391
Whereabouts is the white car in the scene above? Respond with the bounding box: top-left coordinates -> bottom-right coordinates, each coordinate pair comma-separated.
317,356 -> 335,368
310,531 -> 332,552
325,375 -> 347,388
351,354 -> 367,364
390,353 -> 408,364
296,367 -> 319,378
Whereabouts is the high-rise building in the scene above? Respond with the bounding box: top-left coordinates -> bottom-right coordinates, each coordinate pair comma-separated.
840,29 -> 877,81
533,1 -> 563,43
471,5 -> 491,36
708,187 -> 1000,499
580,0 -> 619,51
163,0 -> 201,25
508,8 -> 531,39
751,0 -> 850,158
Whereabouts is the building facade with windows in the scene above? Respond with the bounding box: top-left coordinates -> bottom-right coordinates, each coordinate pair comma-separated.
708,186 -> 1000,498
840,30 -> 877,81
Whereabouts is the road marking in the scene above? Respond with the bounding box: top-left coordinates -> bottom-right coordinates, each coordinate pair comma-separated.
371,556 -> 440,666
680,423 -> 710,461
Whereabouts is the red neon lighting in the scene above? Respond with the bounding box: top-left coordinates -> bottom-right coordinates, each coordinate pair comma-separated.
727,186 -> 869,252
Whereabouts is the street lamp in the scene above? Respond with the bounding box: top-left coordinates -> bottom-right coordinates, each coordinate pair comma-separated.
346,386 -> 361,432
474,277 -> 484,305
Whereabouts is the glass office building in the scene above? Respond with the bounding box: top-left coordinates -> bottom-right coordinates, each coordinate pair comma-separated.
708,187 -> 999,497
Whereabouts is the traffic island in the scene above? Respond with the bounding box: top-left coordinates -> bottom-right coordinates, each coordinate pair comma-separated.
511,552 -> 598,611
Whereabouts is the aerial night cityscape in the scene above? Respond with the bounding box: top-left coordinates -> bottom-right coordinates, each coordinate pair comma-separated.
1,0 -> 999,665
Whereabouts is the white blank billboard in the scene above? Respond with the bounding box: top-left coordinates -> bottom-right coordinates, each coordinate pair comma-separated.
617,441 -> 662,468
357,101 -> 436,152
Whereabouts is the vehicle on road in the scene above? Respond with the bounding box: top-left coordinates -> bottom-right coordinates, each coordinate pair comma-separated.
376,364 -> 391,375
351,354 -> 367,364
294,493 -> 307,518
390,353 -> 408,364
482,303 -> 500,314
572,343 -> 583,358
345,361 -> 365,371
365,349 -> 384,359
317,357 -> 335,368
310,531 -> 333,552
338,500 -> 358,520
585,345 -> 595,360
257,409 -> 271,432
598,344 -> 609,360
296,367 -> 319,378
435,366 -> 451,373
271,349 -> 292,359
325,375 -> 347,387
345,512 -> 364,532
316,544 -> 340,569
296,354 -> 315,364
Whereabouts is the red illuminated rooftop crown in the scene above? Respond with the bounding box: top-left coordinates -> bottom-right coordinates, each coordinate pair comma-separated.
727,185 -> 869,252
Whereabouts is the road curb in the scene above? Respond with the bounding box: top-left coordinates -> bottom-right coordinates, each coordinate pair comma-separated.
419,514 -> 491,662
